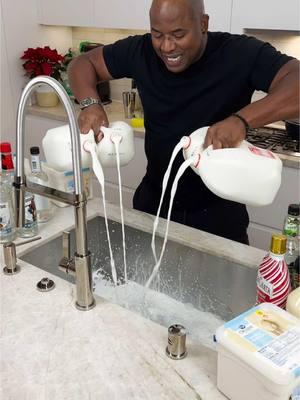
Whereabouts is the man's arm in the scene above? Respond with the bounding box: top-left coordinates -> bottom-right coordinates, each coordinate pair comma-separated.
204,59 -> 300,149
68,47 -> 113,137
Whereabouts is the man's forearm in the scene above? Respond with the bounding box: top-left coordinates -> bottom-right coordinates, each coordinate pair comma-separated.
238,59 -> 299,128
68,55 -> 100,102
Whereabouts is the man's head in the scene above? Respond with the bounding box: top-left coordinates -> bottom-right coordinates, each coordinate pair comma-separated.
150,0 -> 209,73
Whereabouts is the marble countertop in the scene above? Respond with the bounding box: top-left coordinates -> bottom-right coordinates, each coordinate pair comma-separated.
27,101 -> 300,169
1,198 -> 265,400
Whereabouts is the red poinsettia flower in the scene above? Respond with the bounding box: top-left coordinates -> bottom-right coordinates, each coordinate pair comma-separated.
21,46 -> 64,80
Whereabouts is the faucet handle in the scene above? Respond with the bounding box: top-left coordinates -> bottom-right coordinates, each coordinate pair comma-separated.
2,236 -> 42,275
59,231 -> 75,276
62,231 -> 71,259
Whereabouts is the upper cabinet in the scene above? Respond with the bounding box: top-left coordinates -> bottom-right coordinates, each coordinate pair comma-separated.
231,0 -> 300,33
37,0 -> 232,31
205,0 -> 232,33
93,0 -> 152,30
38,0 -> 94,27
37,0 -> 299,33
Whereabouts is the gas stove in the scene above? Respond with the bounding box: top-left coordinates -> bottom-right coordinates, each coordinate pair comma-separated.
246,126 -> 300,157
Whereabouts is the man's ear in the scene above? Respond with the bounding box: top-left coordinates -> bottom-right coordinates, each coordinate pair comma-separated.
201,14 -> 209,33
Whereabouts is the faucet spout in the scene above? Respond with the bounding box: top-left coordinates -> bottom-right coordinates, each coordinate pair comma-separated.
15,76 -> 95,311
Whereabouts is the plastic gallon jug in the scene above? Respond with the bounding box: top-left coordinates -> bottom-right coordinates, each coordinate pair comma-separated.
42,121 -> 135,171
183,126 -> 282,206
97,121 -> 135,167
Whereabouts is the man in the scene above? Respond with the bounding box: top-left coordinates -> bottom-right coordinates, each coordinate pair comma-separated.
68,0 -> 299,244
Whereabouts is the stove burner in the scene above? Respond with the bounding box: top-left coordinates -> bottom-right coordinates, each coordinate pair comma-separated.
246,127 -> 300,157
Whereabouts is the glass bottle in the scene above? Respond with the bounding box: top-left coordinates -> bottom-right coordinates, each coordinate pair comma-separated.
0,142 -> 16,243
19,192 -> 38,238
283,203 -> 300,289
27,146 -> 53,223
256,234 -> 291,309
0,173 -> 16,243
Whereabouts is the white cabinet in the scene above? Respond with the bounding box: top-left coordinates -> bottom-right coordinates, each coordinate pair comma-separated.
205,0 -> 232,33
93,0 -> 152,30
37,0 -> 232,31
247,165 -> 300,250
38,0 -> 94,26
231,0 -> 300,33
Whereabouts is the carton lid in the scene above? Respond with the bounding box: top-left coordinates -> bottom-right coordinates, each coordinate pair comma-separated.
215,303 -> 300,386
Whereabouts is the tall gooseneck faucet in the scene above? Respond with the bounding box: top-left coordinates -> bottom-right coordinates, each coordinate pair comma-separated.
15,76 -> 95,310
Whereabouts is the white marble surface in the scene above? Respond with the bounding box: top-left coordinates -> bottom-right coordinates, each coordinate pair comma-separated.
1,198 -> 264,400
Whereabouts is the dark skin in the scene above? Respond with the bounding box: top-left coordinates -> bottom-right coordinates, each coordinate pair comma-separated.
68,0 -> 299,148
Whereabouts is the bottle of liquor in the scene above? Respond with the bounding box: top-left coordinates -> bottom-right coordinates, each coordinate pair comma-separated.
19,192 -> 38,238
0,142 -> 14,185
27,146 -> 53,223
256,234 -> 291,309
283,204 -> 300,289
0,142 -> 16,243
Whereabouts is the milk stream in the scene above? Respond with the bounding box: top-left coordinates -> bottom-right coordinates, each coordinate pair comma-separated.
146,156 -> 196,288
151,139 -> 188,264
113,137 -> 128,282
85,141 -> 118,285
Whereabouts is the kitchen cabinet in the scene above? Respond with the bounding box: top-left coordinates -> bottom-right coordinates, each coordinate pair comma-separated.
205,0 -> 232,33
38,0 -> 94,26
231,0 -> 300,33
37,0 -> 232,32
247,165 -> 300,250
93,0 -> 152,30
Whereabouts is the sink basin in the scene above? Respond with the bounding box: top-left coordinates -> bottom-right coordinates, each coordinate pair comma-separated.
20,216 -> 257,346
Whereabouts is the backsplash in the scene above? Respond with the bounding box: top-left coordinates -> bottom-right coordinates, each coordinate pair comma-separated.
72,27 -> 300,102
72,27 -> 148,101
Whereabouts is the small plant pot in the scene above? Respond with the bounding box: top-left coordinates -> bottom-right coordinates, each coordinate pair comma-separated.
35,84 -> 59,107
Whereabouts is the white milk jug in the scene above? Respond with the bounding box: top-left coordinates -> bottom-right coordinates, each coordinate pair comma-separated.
97,121 -> 135,167
42,121 -> 135,171
183,126 -> 282,206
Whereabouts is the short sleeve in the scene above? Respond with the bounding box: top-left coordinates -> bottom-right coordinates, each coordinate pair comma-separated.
249,42 -> 294,92
102,35 -> 144,79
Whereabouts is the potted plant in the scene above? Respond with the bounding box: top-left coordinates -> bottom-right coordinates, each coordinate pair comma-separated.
21,46 -> 64,107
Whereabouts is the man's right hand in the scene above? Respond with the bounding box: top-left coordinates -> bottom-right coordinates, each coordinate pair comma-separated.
78,104 -> 109,142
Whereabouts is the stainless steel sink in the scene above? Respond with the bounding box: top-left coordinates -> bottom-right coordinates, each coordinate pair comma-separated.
20,216 -> 257,345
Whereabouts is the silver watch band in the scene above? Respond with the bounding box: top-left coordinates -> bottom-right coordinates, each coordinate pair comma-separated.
79,97 -> 102,110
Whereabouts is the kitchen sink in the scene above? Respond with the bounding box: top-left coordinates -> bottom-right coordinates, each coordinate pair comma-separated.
20,216 -> 257,346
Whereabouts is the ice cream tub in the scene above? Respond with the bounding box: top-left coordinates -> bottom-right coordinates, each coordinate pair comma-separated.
215,303 -> 300,400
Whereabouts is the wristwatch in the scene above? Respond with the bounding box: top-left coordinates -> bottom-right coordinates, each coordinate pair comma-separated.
79,97 -> 102,110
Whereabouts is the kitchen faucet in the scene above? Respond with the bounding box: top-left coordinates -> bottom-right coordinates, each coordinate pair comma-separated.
14,76 -> 95,310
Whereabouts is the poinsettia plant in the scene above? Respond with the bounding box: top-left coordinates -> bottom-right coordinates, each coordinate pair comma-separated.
21,46 -> 65,81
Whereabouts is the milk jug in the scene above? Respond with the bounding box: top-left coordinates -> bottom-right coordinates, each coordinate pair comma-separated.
183,126 -> 282,206
42,121 -> 135,171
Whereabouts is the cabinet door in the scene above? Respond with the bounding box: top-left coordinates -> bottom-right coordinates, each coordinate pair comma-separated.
247,165 -> 300,250
93,0 -> 152,30
205,0 -> 232,32
231,0 -> 300,33
38,0 -> 94,26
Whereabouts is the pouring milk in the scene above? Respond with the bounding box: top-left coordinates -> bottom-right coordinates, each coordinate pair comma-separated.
147,126 -> 282,287
43,121 -> 135,285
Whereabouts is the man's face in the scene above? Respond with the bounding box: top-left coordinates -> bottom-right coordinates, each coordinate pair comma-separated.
150,0 -> 209,73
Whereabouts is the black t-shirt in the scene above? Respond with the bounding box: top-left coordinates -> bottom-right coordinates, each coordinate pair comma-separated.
103,32 -> 292,209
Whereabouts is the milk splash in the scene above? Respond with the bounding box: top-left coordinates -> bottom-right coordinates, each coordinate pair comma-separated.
147,136 -> 198,288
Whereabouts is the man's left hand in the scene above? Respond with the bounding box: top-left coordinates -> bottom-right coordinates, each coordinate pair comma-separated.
203,115 -> 247,149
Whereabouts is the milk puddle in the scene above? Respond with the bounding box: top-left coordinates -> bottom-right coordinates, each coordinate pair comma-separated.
93,274 -> 224,349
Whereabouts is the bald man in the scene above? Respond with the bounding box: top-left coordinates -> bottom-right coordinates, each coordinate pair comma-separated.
68,0 -> 299,244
